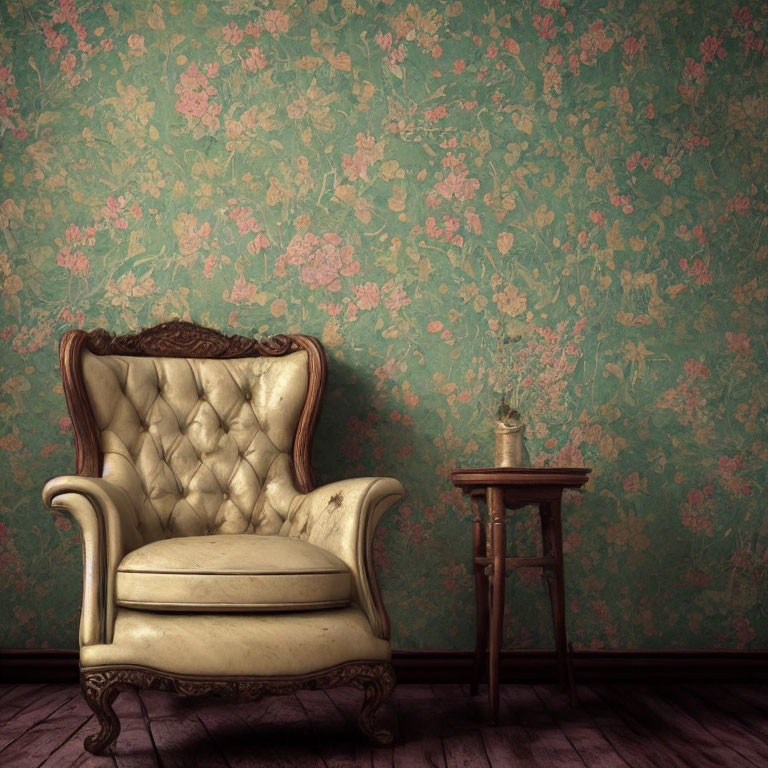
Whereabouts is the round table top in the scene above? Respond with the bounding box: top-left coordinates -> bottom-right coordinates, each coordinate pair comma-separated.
451,466 -> 591,487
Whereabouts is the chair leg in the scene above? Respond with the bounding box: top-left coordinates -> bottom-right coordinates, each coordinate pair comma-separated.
81,670 -> 123,755
356,662 -> 396,746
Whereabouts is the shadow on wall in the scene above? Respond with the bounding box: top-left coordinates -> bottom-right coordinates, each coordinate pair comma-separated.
311,353 -> 425,487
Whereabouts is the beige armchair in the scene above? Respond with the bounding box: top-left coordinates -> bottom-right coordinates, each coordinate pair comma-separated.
43,321 -> 404,754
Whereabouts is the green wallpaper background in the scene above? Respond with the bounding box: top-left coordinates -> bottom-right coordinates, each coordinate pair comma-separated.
1,0 -> 766,651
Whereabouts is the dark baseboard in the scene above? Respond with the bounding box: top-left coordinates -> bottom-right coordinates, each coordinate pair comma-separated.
392,649 -> 768,684
2,648 -> 768,685
1,650 -> 79,684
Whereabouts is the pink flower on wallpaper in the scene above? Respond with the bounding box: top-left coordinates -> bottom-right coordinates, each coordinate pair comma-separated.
681,485 -> 715,536
742,31 -> 765,54
733,613 -> 756,649
56,247 -> 90,276
683,359 -> 710,380
726,193 -> 751,215
732,5 -> 753,25
354,282 -> 381,310
127,34 -> 147,57
464,208 -> 482,234
245,21 -> 263,38
725,332 -> 750,354
52,0 -> 77,25
501,38 -> 520,55
381,280 -> 411,312
683,58 -> 706,79
242,46 -> 268,73
228,204 -> 261,235
247,234 -> 270,256
223,23 -> 244,45
375,31 -> 406,68
223,276 -> 264,305
579,20 -> 614,65
678,257 -> 712,285
425,215 -> 463,245
60,52 -> 76,74
700,36 -> 727,63
0,433 -> 22,452
99,195 -> 130,229
375,32 -> 393,52
275,232 -> 359,291
623,36 -> 646,58
263,10 -> 290,37
174,63 -> 221,131
177,88 -> 208,118
54,514 -> 71,532
717,454 -> 751,495
533,13 -> 557,40
203,253 -> 217,279
342,133 -> 385,181
425,105 -> 447,122
433,154 -> 480,203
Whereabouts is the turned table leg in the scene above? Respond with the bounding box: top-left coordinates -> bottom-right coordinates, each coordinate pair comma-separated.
541,498 -> 573,704
487,486 -> 506,725
472,506 -> 489,696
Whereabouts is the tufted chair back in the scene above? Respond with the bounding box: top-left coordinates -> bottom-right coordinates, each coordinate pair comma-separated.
60,323 -> 326,547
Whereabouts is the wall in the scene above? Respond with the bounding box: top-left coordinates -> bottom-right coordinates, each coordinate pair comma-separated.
0,0 -> 766,651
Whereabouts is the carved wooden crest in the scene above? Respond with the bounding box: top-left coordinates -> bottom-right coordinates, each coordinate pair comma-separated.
85,320 -> 295,358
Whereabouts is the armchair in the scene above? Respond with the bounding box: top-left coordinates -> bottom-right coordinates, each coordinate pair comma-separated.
43,321 -> 404,754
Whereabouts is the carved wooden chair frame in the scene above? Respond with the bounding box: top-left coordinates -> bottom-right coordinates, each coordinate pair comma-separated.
58,320 -> 395,753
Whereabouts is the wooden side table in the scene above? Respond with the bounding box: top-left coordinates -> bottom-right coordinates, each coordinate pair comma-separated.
451,466 -> 591,723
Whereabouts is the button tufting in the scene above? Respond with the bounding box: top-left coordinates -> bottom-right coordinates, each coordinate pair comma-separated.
222,492 -> 229,501
244,392 -> 252,401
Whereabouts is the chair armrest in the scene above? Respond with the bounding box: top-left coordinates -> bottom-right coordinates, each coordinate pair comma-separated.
282,477 -> 404,639
42,475 -> 143,646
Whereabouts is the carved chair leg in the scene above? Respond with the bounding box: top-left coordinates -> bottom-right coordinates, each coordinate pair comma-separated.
81,671 -> 123,755
356,663 -> 396,746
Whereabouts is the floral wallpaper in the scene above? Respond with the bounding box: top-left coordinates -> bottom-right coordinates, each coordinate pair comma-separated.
0,0 -> 766,652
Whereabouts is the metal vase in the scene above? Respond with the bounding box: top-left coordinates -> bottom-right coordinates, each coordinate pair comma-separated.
495,422 -> 525,467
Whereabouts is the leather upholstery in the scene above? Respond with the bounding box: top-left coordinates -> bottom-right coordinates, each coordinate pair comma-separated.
42,475 -> 143,645
283,477 -> 404,639
116,534 -> 351,611
43,331 -> 405,680
80,606 -> 390,676
82,350 -> 308,540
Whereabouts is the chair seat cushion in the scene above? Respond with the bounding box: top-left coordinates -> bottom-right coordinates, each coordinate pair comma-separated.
115,534 -> 352,612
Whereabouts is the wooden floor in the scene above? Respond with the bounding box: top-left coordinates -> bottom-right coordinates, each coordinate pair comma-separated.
1,681 -> 767,767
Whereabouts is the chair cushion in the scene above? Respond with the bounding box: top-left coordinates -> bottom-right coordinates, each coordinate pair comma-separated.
115,534 -> 352,612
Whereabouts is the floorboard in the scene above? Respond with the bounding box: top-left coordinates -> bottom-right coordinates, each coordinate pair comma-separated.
434,684 -> 490,768
0,684 -> 80,753
654,686 -> 767,768
295,688 -> 373,768
502,683 -> 587,767
532,684 -> 629,768
0,683 -> 766,767
393,684 -> 446,768
687,684 -> 768,740
139,689 -> 228,768
576,685 -> 684,768
326,686 -> 395,768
